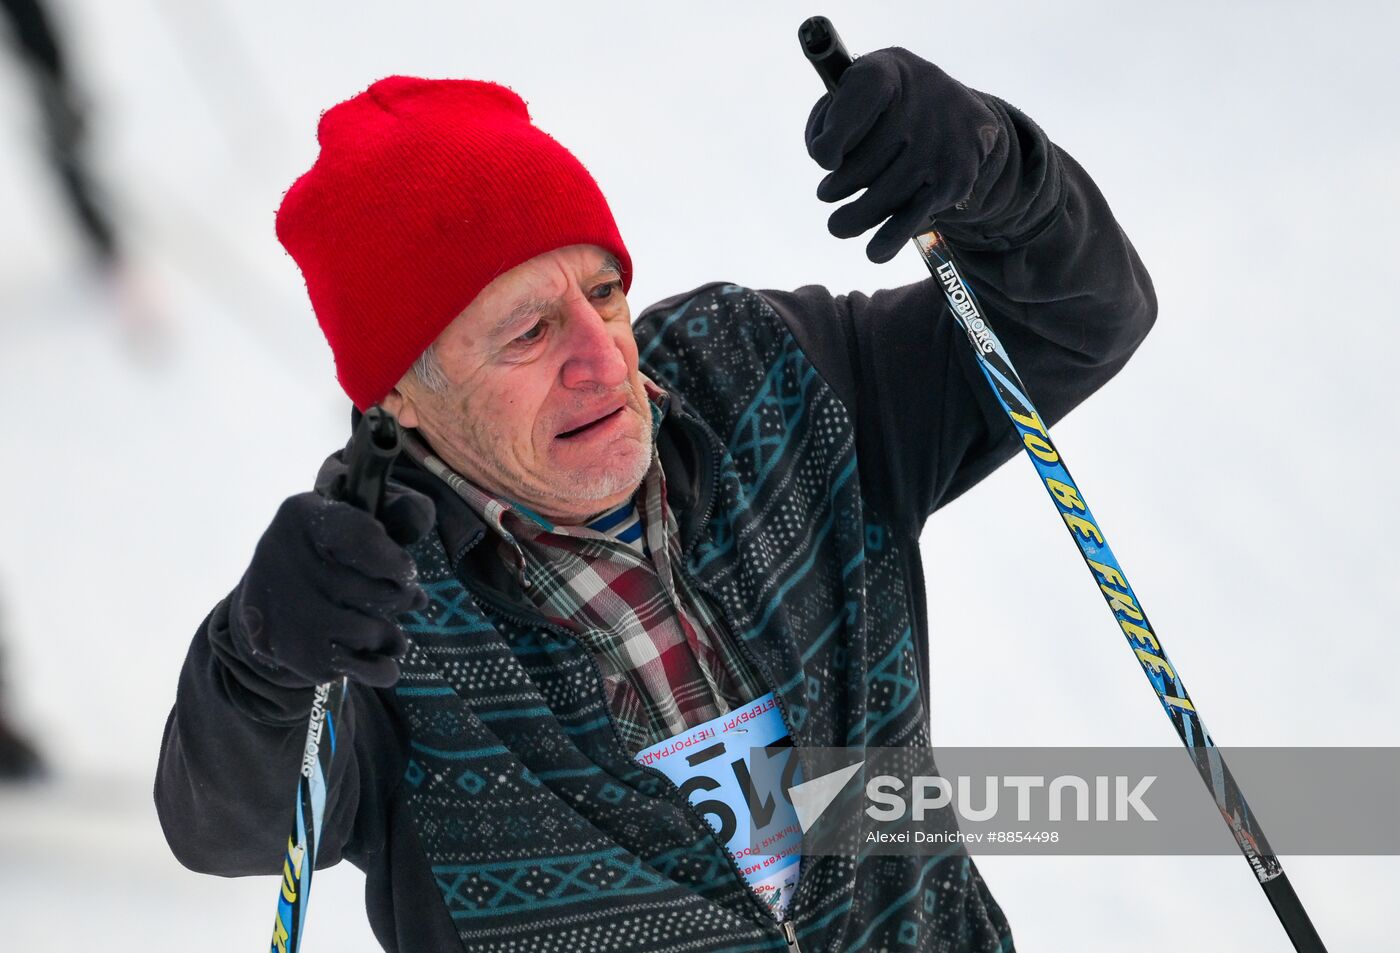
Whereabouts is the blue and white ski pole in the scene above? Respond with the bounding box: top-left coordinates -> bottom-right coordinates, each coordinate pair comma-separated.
799,15 -> 1325,952
269,407 -> 402,953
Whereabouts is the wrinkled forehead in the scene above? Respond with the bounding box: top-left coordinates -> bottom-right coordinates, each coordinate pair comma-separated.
505,244 -> 621,291
437,244 -> 623,349
474,245 -> 622,326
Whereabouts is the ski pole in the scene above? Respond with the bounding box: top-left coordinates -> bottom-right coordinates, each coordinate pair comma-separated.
797,16 -> 1326,952
270,406 -> 403,953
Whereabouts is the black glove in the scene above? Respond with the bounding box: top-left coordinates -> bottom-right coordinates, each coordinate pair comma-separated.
805,47 -> 1008,263
228,453 -> 436,689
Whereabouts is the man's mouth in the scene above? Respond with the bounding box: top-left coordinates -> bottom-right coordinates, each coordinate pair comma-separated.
556,405 -> 625,439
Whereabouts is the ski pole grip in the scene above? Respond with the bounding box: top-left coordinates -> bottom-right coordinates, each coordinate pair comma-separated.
799,16 -> 854,92
339,406 -> 402,518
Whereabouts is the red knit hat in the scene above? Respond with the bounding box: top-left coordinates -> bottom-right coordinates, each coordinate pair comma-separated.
276,76 -> 632,410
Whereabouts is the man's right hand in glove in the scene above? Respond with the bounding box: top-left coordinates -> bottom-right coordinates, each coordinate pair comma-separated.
228,454 -> 435,689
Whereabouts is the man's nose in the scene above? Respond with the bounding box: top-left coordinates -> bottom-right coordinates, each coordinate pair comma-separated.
559,296 -> 627,389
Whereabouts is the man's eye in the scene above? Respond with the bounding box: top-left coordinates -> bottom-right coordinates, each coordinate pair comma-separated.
591,281 -> 621,300
516,321 -> 545,343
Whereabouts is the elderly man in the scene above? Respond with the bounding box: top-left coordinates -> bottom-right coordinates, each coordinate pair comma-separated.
156,48 -> 1155,953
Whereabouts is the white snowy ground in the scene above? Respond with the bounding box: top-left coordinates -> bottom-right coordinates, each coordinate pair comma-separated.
0,2 -> 1395,950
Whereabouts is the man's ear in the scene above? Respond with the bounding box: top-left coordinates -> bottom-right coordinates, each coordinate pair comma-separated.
381,383 -> 420,429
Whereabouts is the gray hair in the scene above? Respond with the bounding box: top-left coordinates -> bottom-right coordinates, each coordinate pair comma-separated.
408,342 -> 451,395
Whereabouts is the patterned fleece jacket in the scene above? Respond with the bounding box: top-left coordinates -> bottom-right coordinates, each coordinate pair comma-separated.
155,94 -> 1156,953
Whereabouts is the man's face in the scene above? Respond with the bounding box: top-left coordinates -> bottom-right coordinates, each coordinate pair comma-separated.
386,244 -> 653,525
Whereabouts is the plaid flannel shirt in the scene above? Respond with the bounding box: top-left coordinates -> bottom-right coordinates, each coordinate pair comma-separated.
401,376 -> 767,754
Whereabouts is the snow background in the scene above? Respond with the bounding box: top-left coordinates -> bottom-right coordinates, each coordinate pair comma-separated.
0,1 -> 1395,949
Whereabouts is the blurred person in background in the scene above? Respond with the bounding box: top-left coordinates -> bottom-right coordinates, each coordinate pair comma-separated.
0,0 -> 115,784
2,0 -> 166,355
156,51 -> 1154,953
0,595 -> 42,779
2,0 -> 118,267
2,0 -> 169,784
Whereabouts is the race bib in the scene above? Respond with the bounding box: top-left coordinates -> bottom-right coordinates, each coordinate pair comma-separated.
634,693 -> 803,918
